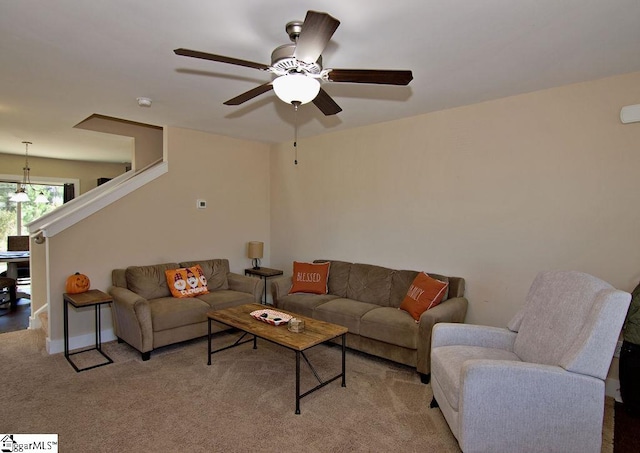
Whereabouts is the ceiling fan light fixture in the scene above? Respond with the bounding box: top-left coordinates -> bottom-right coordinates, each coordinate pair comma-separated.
272,73 -> 320,105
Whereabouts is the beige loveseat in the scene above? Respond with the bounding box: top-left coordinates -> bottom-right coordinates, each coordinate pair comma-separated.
272,260 -> 468,382
109,259 -> 263,360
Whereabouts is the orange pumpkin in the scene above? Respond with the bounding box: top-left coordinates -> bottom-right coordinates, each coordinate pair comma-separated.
65,272 -> 90,294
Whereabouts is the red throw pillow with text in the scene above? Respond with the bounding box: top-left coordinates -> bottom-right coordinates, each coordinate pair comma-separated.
399,272 -> 449,321
165,265 -> 210,298
289,261 -> 330,295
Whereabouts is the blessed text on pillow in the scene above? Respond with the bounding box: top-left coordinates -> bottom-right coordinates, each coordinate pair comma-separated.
289,261 -> 330,295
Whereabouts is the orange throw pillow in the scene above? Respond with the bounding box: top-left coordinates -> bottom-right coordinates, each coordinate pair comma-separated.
289,261 -> 330,295
165,265 -> 210,298
399,272 -> 449,321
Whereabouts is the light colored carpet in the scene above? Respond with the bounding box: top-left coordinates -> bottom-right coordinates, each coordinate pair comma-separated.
1,329 -> 613,453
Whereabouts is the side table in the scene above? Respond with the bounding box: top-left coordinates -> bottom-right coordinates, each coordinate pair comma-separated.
244,267 -> 283,305
63,289 -> 114,372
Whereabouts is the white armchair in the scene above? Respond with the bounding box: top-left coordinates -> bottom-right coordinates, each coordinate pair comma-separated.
430,270 -> 631,453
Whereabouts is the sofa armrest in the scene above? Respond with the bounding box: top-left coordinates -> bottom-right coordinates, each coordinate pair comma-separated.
227,272 -> 263,303
108,286 -> 153,353
416,296 -> 469,375
431,323 -> 517,351
271,276 -> 293,308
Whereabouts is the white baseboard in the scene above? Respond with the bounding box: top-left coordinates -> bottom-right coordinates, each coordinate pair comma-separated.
605,377 -> 622,402
46,328 -> 117,355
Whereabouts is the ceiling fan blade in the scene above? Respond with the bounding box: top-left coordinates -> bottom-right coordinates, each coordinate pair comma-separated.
294,11 -> 340,64
223,82 -> 273,106
327,69 -> 413,85
312,88 -> 342,116
174,48 -> 270,71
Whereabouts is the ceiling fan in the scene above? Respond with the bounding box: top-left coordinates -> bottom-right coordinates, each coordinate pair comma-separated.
174,10 -> 413,116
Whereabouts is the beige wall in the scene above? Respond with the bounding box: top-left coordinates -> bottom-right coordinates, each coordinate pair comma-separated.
33,71 -> 640,391
44,126 -> 270,349
270,71 -> 640,329
0,152 -> 128,194
74,115 -> 163,170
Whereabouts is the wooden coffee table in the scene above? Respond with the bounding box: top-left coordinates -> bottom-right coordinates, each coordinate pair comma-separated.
207,303 -> 348,414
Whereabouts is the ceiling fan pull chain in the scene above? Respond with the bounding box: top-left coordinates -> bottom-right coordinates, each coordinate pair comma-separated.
293,101 -> 300,165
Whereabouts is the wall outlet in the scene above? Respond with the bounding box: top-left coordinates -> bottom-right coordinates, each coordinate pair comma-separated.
614,340 -> 623,358
196,199 -> 206,209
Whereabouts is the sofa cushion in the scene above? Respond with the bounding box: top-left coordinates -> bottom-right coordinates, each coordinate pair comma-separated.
289,261 -> 330,294
126,263 -> 180,300
399,273 -> 449,321
315,260 -> 352,297
149,296 -> 210,331
165,265 -> 210,298
313,298 -> 379,334
180,259 -> 229,291
359,307 -> 419,349
277,293 -> 340,318
389,270 -> 419,308
346,263 -> 393,306
197,289 -> 255,310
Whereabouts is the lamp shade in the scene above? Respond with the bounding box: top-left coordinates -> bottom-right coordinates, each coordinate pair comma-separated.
35,192 -> 48,203
10,188 -> 29,202
247,241 -> 264,259
272,73 -> 320,105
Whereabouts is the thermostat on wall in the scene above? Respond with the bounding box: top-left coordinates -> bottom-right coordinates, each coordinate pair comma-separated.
197,199 -> 207,209
621,104 -> 640,124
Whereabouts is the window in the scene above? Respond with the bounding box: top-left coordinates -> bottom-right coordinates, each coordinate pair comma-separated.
0,182 -> 64,252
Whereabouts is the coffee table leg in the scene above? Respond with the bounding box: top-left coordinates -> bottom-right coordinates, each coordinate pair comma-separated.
341,333 -> 346,387
295,350 -> 301,414
207,318 -> 212,366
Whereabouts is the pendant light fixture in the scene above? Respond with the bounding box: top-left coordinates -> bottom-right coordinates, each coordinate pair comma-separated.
35,191 -> 49,204
10,141 -> 33,203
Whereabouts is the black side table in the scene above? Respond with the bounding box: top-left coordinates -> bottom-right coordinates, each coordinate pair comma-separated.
244,267 -> 283,305
63,289 -> 114,372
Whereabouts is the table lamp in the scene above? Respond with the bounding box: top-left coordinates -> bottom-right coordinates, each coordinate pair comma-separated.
247,241 -> 264,270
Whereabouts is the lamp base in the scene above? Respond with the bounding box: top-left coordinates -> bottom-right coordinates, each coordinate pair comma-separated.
252,258 -> 261,270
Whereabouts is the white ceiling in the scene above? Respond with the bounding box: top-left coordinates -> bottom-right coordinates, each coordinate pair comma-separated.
2,0 -> 640,163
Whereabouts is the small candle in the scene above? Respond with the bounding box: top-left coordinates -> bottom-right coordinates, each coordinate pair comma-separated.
288,317 -> 305,333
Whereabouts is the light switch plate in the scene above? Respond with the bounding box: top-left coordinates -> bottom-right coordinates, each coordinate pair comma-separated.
197,199 -> 206,209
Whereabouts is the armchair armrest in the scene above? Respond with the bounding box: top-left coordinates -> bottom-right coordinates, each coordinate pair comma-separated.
432,323 -> 517,351
416,296 -> 468,375
227,272 -> 263,303
271,276 -> 293,308
458,360 -> 603,452
108,286 -> 153,353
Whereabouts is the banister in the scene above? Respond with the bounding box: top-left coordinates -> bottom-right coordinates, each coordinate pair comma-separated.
28,158 -> 166,239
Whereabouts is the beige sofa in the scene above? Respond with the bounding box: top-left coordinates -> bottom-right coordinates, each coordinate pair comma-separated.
272,260 -> 468,382
109,259 -> 263,360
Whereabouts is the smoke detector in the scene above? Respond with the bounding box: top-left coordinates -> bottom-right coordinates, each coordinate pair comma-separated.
136,97 -> 152,107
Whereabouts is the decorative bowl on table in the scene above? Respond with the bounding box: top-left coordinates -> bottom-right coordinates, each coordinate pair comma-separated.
250,309 -> 292,326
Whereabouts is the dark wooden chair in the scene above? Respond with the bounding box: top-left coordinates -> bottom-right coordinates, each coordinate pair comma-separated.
7,235 -> 30,285
0,277 -> 17,314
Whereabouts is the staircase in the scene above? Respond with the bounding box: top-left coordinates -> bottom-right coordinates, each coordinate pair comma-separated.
38,311 -> 48,336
